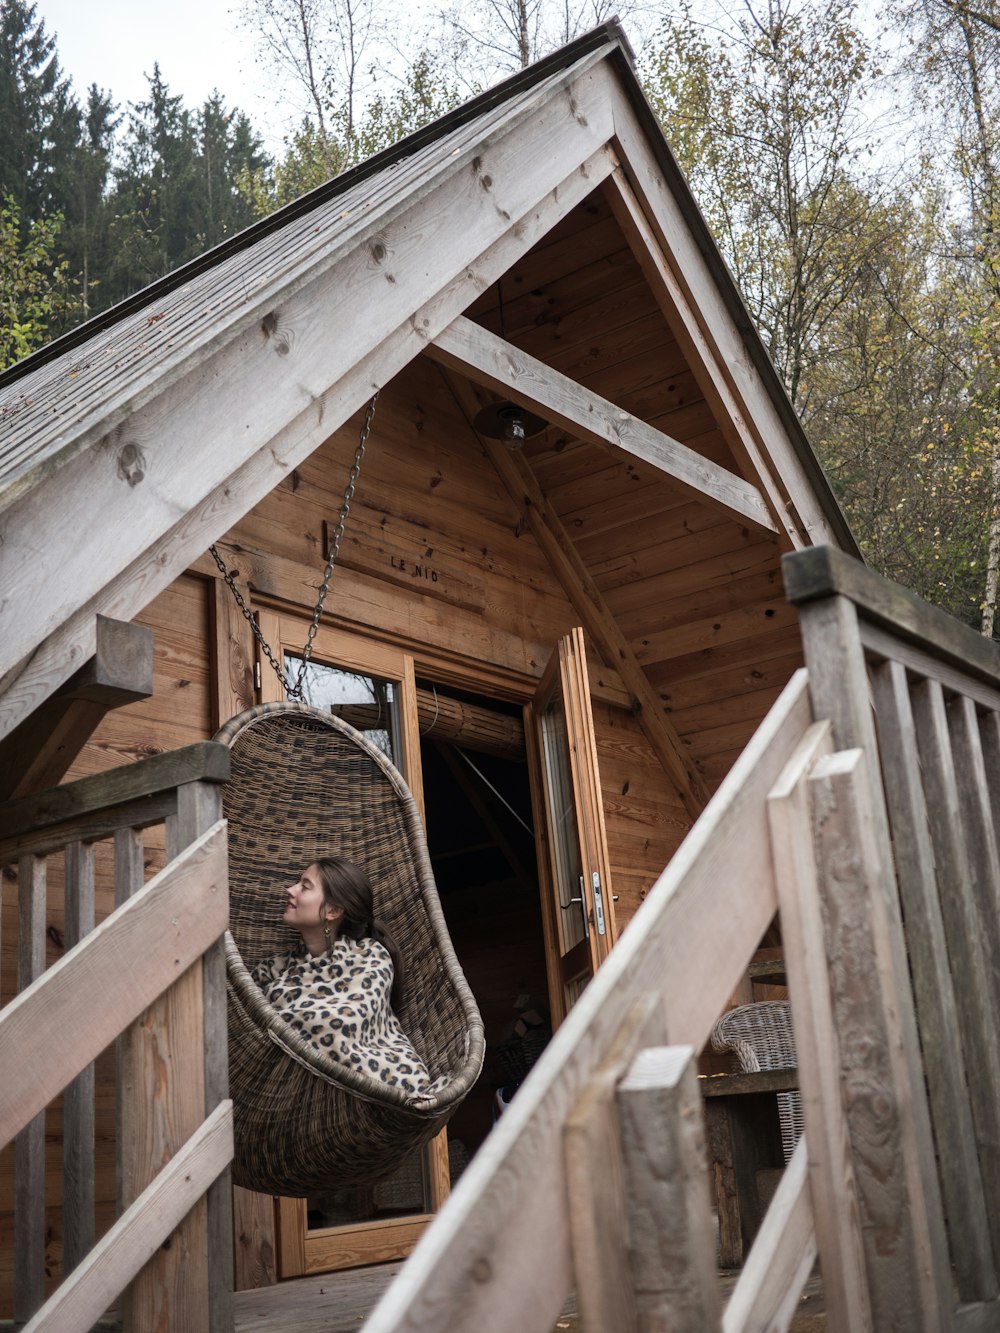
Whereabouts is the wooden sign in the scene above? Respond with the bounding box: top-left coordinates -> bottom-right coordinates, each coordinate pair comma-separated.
323,514 -> 486,614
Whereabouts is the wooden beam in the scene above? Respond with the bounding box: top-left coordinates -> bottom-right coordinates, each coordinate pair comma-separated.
429,315 -> 776,534
0,615 -> 153,800
0,61 -> 622,741
434,360 -> 710,816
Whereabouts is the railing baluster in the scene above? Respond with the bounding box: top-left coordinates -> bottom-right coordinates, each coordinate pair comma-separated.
15,853 -> 47,1324
64,840 -> 97,1274
114,825 -> 145,1220
177,779 -> 233,1333
871,665 -> 998,1301
911,682 -> 1000,1268
978,709 -> 1000,842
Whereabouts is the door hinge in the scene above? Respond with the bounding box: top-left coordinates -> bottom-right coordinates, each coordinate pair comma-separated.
254,660 -> 262,692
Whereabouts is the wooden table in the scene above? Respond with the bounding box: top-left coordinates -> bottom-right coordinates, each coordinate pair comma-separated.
700,1067 -> 799,1268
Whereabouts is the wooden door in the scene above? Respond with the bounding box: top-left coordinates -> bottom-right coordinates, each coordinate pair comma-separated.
531,628 -> 617,1024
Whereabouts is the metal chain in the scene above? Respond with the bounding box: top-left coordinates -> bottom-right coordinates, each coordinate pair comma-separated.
210,390 -> 379,702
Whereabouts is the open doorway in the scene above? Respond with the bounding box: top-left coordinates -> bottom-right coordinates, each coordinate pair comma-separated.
417,679 -> 551,1171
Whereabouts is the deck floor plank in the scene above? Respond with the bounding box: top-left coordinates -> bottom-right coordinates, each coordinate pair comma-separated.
232,1261 -> 825,1331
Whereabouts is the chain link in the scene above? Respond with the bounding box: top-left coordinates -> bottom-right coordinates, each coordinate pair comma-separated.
210,390 -> 379,702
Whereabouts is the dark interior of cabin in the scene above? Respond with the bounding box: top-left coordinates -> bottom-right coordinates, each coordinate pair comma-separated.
306,683 -> 550,1230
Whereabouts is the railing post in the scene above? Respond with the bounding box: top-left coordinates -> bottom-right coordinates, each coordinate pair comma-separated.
806,744 -> 951,1330
615,1045 -> 721,1333
120,776 -> 231,1333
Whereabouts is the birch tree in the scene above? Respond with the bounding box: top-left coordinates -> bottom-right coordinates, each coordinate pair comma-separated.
891,0 -> 1000,634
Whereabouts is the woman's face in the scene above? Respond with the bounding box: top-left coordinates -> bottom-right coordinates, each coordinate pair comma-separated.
283,864 -> 334,931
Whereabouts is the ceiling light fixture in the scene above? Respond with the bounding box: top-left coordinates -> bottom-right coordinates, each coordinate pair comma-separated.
472,400 -> 548,448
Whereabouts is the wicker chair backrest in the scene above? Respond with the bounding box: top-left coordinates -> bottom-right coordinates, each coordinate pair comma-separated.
215,702 -> 485,1195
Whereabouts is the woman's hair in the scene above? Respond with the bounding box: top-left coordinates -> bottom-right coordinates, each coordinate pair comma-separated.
313,856 -> 405,1009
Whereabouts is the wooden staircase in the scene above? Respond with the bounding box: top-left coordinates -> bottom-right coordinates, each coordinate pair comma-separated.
364,547 -> 1000,1333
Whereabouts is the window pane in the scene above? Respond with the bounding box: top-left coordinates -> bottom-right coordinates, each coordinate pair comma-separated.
283,653 -> 399,760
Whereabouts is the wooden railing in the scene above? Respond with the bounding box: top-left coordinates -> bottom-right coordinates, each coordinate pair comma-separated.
365,546 -> 1000,1333
0,743 -> 234,1332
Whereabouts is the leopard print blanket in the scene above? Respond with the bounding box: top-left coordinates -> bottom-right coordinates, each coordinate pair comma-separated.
251,936 -> 434,1096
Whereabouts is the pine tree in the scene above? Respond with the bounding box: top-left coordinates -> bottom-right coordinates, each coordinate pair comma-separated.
0,0 -> 80,224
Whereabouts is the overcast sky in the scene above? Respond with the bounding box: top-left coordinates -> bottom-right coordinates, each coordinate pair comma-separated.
39,0 -> 278,138
34,1 -> 900,161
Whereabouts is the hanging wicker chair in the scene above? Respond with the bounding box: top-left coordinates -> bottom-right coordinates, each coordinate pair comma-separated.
215,702 -> 486,1197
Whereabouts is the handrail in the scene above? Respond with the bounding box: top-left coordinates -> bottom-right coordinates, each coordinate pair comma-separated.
0,741 -> 230,860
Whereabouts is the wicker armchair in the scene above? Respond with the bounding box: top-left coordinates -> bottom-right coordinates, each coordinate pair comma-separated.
710,1000 -> 803,1162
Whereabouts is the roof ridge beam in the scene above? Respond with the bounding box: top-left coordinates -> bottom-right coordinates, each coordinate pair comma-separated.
428,315 -> 776,534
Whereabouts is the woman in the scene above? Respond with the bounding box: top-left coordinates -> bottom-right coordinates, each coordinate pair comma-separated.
251,856 -> 432,1096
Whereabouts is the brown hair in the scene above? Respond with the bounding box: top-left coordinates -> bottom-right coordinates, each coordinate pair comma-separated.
313,856 -> 405,1009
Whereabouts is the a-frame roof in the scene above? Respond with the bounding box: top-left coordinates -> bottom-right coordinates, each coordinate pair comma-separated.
0,21 -> 854,743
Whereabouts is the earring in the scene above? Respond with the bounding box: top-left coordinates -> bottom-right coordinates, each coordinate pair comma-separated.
323,921 -> 332,945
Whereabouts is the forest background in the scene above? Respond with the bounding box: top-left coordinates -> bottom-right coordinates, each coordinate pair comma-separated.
2,0 -> 998,635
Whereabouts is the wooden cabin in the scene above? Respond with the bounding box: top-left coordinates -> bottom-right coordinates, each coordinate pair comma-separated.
13,20 -> 992,1333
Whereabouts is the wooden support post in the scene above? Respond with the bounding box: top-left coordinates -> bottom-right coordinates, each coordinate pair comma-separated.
0,615 -> 153,800
63,840 -> 97,1274
616,1045 -> 721,1332
767,719 -> 873,1332
15,854 -> 47,1325
807,746 -> 952,1331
